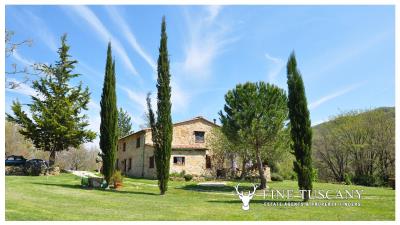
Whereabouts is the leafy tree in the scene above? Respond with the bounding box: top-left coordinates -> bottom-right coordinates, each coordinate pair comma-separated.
220,82 -> 288,189
314,119 -> 351,182
314,108 -> 394,186
146,16 -> 173,195
286,52 -> 313,201
367,109 -> 395,184
7,34 -> 96,166
100,43 -> 118,185
207,127 -> 244,178
118,107 -> 133,138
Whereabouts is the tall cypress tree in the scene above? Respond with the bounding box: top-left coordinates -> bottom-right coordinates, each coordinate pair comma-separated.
100,43 -> 118,186
286,52 -> 313,201
146,16 -> 173,195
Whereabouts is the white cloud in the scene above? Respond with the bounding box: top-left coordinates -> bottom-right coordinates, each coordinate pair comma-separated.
308,82 -> 365,110
83,114 -> 101,149
171,79 -> 190,113
88,100 -> 101,111
265,53 -> 285,83
105,6 -> 156,71
22,10 -> 58,52
12,50 -> 34,66
119,86 -> 148,110
181,5 -> 239,79
67,5 -> 139,77
205,5 -> 222,23
6,79 -> 38,97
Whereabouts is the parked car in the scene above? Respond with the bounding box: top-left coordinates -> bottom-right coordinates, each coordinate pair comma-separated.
5,155 -> 27,166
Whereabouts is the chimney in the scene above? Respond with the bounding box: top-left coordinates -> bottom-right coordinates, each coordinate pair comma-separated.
213,119 -> 216,124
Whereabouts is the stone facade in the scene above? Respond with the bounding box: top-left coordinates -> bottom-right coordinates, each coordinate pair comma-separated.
116,116 -> 271,181
116,117 -> 217,178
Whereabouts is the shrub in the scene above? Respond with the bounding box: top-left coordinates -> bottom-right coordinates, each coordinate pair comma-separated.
111,170 -> 123,185
271,173 -> 284,181
184,174 -> 193,181
312,168 -> 318,182
170,170 -> 186,178
24,160 -> 47,176
169,176 -> 185,181
352,174 -> 376,186
344,173 -> 352,185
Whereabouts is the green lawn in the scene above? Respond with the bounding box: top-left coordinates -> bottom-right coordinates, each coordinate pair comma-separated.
5,173 -> 395,220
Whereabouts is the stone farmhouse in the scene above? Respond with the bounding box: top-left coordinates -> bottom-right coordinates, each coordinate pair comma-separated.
116,116 -> 219,178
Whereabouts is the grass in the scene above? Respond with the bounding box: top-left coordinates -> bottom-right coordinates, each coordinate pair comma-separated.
5,173 -> 395,221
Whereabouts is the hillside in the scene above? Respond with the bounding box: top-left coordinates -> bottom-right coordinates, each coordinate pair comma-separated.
312,106 -> 395,131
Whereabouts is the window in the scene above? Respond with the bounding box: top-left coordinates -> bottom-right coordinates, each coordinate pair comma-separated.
123,159 -> 127,172
116,159 -> 119,169
194,131 -> 205,143
173,156 -> 185,165
128,158 -> 132,170
206,155 -> 212,169
136,137 -> 141,148
117,145 -> 119,151
149,156 -> 155,168
123,142 -> 126,152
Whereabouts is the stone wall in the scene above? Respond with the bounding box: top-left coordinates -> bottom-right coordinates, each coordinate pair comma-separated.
117,131 -> 146,177
140,147 -> 207,178
169,149 -> 206,176
118,118 -> 218,178
145,119 -> 217,148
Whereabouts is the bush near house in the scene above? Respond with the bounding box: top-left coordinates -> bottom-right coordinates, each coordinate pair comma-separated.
184,174 -> 193,181
271,173 -> 284,182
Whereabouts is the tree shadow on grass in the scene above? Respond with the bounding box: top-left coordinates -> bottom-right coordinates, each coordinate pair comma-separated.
176,184 -> 259,193
208,199 -> 304,204
30,182 -> 159,196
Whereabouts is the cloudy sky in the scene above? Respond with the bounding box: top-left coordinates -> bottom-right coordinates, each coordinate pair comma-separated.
5,5 -> 395,148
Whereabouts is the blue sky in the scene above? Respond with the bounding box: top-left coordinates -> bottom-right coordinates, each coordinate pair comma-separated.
5,5 -> 395,148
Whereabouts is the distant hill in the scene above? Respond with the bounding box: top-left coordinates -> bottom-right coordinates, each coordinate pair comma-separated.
312,106 -> 395,132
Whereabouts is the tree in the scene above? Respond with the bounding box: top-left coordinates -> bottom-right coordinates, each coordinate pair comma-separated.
118,107 -> 133,138
220,82 -> 288,189
314,120 -> 351,182
99,42 -> 118,186
7,34 -> 96,166
146,16 -> 173,195
367,109 -> 395,184
313,108 -> 395,186
286,52 -> 313,201
56,145 -> 99,171
5,29 -> 40,89
207,127 -> 243,178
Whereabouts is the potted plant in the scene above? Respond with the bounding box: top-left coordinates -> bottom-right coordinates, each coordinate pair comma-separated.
111,170 -> 123,189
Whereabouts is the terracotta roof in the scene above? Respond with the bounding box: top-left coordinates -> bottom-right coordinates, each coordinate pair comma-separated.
145,143 -> 207,150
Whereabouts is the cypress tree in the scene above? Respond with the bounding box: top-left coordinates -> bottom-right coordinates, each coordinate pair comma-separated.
286,52 -> 313,201
146,16 -> 173,195
100,43 -> 118,186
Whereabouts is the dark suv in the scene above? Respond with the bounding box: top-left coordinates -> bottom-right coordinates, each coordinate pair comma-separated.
5,155 -> 27,166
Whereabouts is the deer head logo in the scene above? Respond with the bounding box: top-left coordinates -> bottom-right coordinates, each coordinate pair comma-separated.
234,184 -> 257,210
